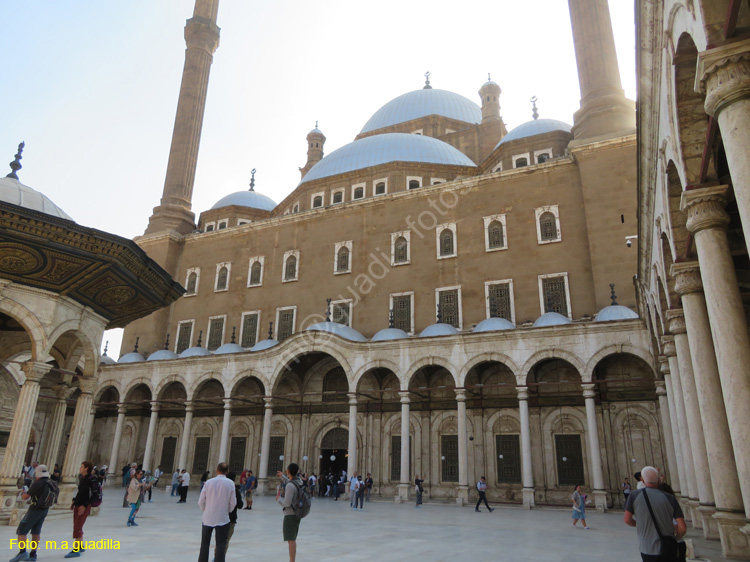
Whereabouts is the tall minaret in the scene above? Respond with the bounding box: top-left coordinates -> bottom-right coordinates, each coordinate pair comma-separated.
299,123 -> 326,179
568,0 -> 635,141
144,0 -> 220,236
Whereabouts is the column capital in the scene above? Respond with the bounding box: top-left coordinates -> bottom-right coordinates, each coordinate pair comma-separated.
516,386 -> 530,401
185,15 -> 220,56
347,392 -> 358,406
695,38 -> 750,117
581,383 -> 596,399
263,397 -> 274,409
660,335 -> 676,357
399,391 -> 410,404
671,262 -> 703,296
658,356 -> 671,376
454,388 -> 467,402
21,361 -> 52,383
654,380 -> 667,396
223,398 -> 232,410
117,404 -> 128,415
51,384 -> 73,401
666,309 -> 687,335
150,400 -> 161,413
184,400 -> 195,413
681,185 -> 730,234
77,377 -> 98,395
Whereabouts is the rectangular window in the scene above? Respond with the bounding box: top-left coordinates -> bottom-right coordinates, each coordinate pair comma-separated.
496,435 -> 522,483
228,437 -> 247,474
192,436 -> 211,474
438,288 -> 461,328
277,308 -> 296,341
240,312 -> 259,348
555,434 -> 585,486
332,302 -> 351,326
486,281 -> 514,323
160,437 -> 177,474
391,293 -> 413,333
268,437 -> 285,474
175,321 -> 193,354
441,435 -> 459,482
390,435 -> 411,481
206,316 -> 225,351
541,275 -> 570,317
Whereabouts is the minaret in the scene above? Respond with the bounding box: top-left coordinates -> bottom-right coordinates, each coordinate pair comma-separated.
299,123 -> 326,179
144,0 -> 221,236
478,74 -> 501,124
568,0 -> 635,141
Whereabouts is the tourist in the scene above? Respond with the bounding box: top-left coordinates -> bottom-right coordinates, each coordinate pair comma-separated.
218,471 -> 243,560
177,469 -> 190,503
333,472 -> 341,501
121,464 -> 130,488
170,469 -> 180,496
657,481 -> 687,562
51,464 -> 61,482
126,470 -> 147,526
323,473 -> 331,497
365,473 -> 373,502
354,475 -> 365,510
475,476 -> 495,513
63,461 -> 98,558
244,470 -> 257,509
308,473 -> 317,497
198,462 -> 236,562
239,469 -> 248,498
10,464 -> 56,562
148,465 -> 162,502
200,470 -> 210,492
414,475 -> 424,508
624,466 -> 686,562
123,463 -> 136,508
349,471 -> 358,507
571,484 -> 589,529
634,471 -> 646,490
622,478 -> 632,504
277,463 -> 303,562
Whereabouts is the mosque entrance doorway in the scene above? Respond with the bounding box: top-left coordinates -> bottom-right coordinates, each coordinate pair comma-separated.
319,427 -> 348,477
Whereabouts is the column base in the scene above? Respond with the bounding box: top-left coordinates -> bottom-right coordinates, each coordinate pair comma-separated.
0,485 -> 22,514
678,497 -> 692,522
713,511 -> 750,559
593,490 -> 607,513
698,504 -> 720,540
455,485 -> 468,506
395,484 -> 410,504
688,500 -> 703,530
522,488 -> 535,509
256,479 -> 268,496
56,484 -> 77,509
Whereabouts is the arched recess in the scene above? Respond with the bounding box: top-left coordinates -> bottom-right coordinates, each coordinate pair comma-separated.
46,325 -> 99,377
381,411 -> 421,485
0,302 -> 47,362
664,161 -> 690,260
584,346 -> 656,383
404,356 -> 458,390
229,371 -> 268,400
356,366 -> 400,407
270,343 -> 353,391
609,405 -> 664,479
520,350 -> 585,383
458,352 -> 520,386
541,407 -> 590,490
187,373 -> 225,400
271,352 -> 346,417
231,375 -> 265,408
352,359 -> 402,391
463,359 -> 518,399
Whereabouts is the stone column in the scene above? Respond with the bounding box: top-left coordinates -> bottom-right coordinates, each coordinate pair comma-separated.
696,39 -> 750,256
667,309 -> 716,533
654,381 -> 679,493
455,389 -> 469,506
218,399 -> 232,464
659,356 -> 685,496
673,260 -> 750,555
396,392 -> 410,503
347,393 -> 358,484
582,383 -> 606,511
42,385 -> 71,470
107,405 -> 127,483
257,397 -> 273,494
177,402 -> 194,472
517,387 -> 535,508
61,379 -> 97,483
141,401 -> 160,472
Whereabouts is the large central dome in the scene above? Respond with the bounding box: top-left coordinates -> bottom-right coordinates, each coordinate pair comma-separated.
360,89 -> 482,134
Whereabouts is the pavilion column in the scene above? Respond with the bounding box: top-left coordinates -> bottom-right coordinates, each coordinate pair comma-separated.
581,383 -> 606,512
218,399 -> 232,464
107,405 -> 127,483
517,386 -> 535,508
141,401 -> 160,473
455,389 -> 469,506
42,385 -> 71,470
347,393 -> 358,484
61,379 -> 97,483
659,358 -> 685,495
396,392 -> 410,503
257,397 -> 273,494
177,402 -> 194,472
653,381 -> 679,494
667,309 -> 716,533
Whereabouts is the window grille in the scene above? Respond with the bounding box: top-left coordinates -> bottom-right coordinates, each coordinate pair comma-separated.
268,437 -> 285,474
284,256 -> 297,281
186,272 -> 197,294
439,229 -> 454,256
333,191 -> 343,204
539,212 -> 558,241
353,187 -> 364,199
192,437 -> 210,473
375,182 -> 386,195
277,309 -> 295,341
249,261 -> 262,285
207,317 -> 224,351
332,302 -> 350,326
515,157 -> 528,168
488,283 -> 512,321
542,276 -> 569,316
218,221 -> 227,230
394,236 -> 408,263
439,289 -> 460,328
336,247 -> 350,272
391,436 -> 411,481
555,434 -> 584,486
537,153 -> 550,163
241,313 -> 259,348
206,224 -> 214,232
393,295 -> 412,332
441,435 -> 459,482
496,435 -> 522,483
216,267 -> 228,290
160,437 -> 177,474
228,437 -> 246,474
175,322 -> 193,354
488,220 -> 504,249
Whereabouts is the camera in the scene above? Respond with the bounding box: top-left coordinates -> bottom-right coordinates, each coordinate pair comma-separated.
626,239 -> 632,248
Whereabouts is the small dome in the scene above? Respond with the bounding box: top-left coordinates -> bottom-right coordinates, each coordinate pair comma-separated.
419,323 -> 459,337
595,305 -> 639,322
300,133 -> 477,184
495,118 -> 572,149
118,351 -> 145,364
532,312 -> 572,327
480,80 -> 500,89
250,338 -> 279,352
309,127 -> 324,135
147,349 -> 178,361
210,190 -> 277,212
361,89 -> 482,134
179,346 -> 212,358
0,177 -> 73,221
306,322 -> 367,342
100,354 -> 117,365
371,327 -> 409,342
214,342 -> 246,355
473,317 -> 515,333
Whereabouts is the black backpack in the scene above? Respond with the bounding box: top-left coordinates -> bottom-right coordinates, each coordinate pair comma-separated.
290,480 -> 312,520
37,480 -> 59,509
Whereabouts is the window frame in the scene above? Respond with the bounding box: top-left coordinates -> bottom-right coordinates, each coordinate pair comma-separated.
434,285 -> 463,329
390,231 -> 411,266
436,222 -> 457,259
407,176 -> 422,190
535,205 -> 562,244
484,279 -> 516,324
175,319 -> 195,354
537,272 -> 572,319
239,310 -> 261,348
237,219 -> 251,226
411,129 -> 423,135
331,188 -> 345,205
311,192 -> 325,209
483,214 -> 508,252
204,221 -> 216,232
373,178 -> 388,196
214,262 -> 231,292
430,178 -> 446,185
330,298 -> 353,327
512,153 -> 531,168
184,267 -> 200,297
292,202 -> 300,213
492,162 -> 503,173
247,256 -> 264,287
533,148 -> 553,164
275,305 -> 297,341
389,291 -> 415,334
217,219 -> 228,230
206,314 -> 226,351
282,250 -> 300,283
351,183 -> 366,200
333,241 -> 352,275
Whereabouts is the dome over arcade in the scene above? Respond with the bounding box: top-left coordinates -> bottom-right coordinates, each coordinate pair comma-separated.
306,322 -> 367,342
419,323 -> 459,337
495,118 -> 572,149
300,133 -> 477,184
179,345 -> 212,358
532,312 -> 572,327
473,317 -> 515,333
214,342 -> 245,354
250,338 -> 279,351
595,305 -> 639,322
147,349 -> 178,361
118,351 -> 145,363
371,327 -> 409,342
360,88 -> 482,134
210,169 -> 277,212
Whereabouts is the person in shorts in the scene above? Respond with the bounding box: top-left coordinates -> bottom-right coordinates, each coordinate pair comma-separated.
244,470 -> 257,509
277,463 -> 303,562
10,464 -> 54,562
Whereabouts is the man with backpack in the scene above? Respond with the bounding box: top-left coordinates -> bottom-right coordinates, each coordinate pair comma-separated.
277,463 -> 310,562
10,464 -> 57,562
63,461 -> 101,558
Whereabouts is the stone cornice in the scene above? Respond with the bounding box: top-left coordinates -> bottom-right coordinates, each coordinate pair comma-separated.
681,185 -> 730,234
671,262 -> 703,295
695,38 -> 750,117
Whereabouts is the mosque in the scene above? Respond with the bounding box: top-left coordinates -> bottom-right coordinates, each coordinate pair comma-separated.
1,0 -> 749,557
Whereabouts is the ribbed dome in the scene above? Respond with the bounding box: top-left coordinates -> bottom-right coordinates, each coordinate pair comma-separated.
361,89 -> 482,134
147,349 -> 178,361
179,346 -> 212,358
595,305 -> 639,322
495,119 -> 572,149
419,323 -> 459,337
250,338 -> 279,352
118,351 -> 145,364
473,317 -> 515,333
0,177 -> 73,221
300,133 -> 476,184
214,342 -> 246,354
371,327 -> 409,342
306,322 -> 367,342
210,190 -> 277,212
532,312 -> 572,327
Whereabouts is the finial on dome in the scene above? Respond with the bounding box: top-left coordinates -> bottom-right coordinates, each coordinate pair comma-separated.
6,141 -> 24,179
249,168 -> 256,191
133,337 -> 140,353
531,96 -> 539,120
436,304 -> 442,324
197,331 -> 203,347
488,73 -> 491,82
315,120 -> 318,129
103,341 -> 109,356
163,334 -> 170,350
423,71 -> 432,90
325,298 -> 332,322
230,326 -> 236,344
389,309 -> 395,329
268,322 -> 273,339
609,283 -> 618,305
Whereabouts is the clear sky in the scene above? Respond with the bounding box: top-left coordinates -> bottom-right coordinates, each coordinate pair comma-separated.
1,0 -> 636,359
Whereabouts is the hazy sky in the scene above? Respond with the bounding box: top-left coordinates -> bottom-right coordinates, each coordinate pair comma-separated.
2,1 -> 636,358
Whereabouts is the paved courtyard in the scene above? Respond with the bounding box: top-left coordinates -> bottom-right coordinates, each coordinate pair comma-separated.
1,488 -> 724,562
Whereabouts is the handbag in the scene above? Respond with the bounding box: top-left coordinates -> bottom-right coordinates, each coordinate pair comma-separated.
642,489 -> 679,562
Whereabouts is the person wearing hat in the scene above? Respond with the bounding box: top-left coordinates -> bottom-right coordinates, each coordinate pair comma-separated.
10,464 -> 55,562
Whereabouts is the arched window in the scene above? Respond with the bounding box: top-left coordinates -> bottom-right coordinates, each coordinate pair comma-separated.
353,186 -> 364,199
312,195 -> 323,208
284,255 -> 297,281
539,212 -> 558,241
336,246 -> 350,273
488,220 -> 504,249
249,261 -> 262,285
537,153 -> 550,164
515,157 -> 528,168
408,179 -> 420,190
439,229 -> 454,256
216,267 -> 228,290
375,182 -> 386,195
394,236 -> 408,263
186,272 -> 197,294
322,368 -> 348,403
332,191 -> 343,204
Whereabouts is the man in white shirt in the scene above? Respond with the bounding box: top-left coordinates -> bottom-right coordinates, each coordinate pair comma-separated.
177,470 -> 190,503
198,462 -> 236,562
